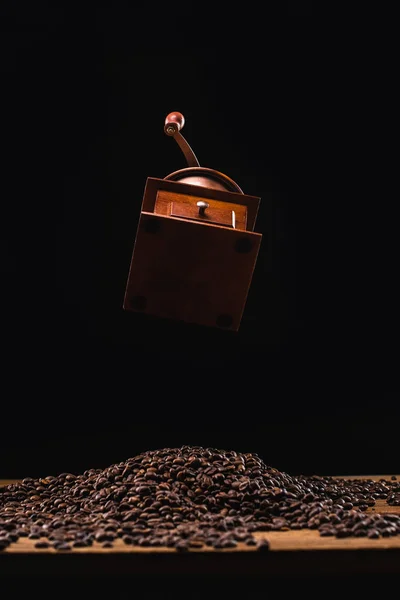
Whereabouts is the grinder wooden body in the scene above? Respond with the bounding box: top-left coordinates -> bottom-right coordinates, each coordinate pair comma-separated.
123,112 -> 262,331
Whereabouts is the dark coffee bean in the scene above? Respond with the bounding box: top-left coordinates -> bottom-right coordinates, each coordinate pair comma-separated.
34,541 -> 50,548
1,522 -> 18,532
16,528 -> 28,537
245,537 -> 258,546
336,528 -> 352,538
367,529 -> 380,539
0,535 -> 11,543
72,540 -> 88,548
188,540 -> 204,548
319,528 -> 335,536
95,531 -> 115,542
353,529 -> 367,537
381,526 -> 397,537
137,537 -> 151,546
256,538 -> 270,551
53,542 -> 71,551
175,541 -> 189,552
122,535 -> 134,544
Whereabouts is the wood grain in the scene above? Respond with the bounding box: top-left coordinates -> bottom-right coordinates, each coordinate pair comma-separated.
156,190 -> 248,229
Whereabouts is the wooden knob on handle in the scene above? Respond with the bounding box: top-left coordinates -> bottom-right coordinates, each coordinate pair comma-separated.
164,112 -> 185,136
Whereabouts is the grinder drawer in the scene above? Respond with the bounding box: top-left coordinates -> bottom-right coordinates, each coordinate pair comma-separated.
155,189 -> 247,229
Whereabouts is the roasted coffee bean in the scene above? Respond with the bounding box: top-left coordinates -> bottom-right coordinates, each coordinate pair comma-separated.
367,529 -> 380,538
72,540 -> 88,548
0,446 -> 399,552
53,542 -> 71,551
256,539 -> 270,551
34,541 -> 50,549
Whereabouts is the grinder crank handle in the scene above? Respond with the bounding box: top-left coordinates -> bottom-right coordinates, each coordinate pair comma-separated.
164,112 -> 200,168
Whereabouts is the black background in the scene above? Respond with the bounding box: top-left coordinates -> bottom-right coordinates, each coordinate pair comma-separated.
1,4 -> 398,479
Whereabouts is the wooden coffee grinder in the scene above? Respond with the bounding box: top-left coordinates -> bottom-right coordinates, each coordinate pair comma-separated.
123,111 -> 262,331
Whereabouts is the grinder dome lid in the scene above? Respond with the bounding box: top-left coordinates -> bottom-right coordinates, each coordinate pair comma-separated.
164,111 -> 244,194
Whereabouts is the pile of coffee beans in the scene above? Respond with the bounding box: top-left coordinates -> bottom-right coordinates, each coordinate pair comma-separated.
0,446 -> 399,552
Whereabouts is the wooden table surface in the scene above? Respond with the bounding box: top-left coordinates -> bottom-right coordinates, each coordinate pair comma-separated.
1,475 -> 399,578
